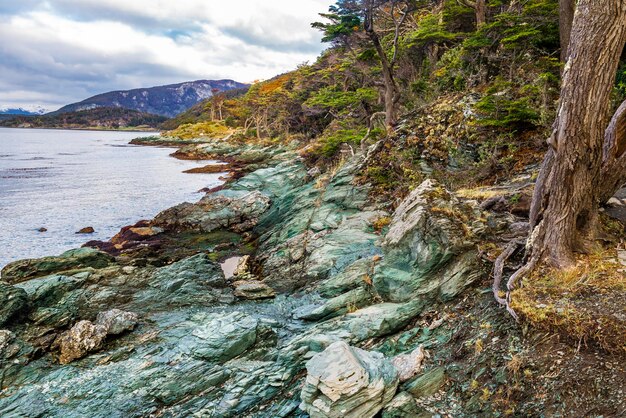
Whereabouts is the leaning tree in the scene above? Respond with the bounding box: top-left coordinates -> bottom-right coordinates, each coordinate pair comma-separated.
494,0 -> 626,316
313,0 -> 416,130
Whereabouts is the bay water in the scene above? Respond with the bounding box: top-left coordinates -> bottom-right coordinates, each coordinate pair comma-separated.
0,128 -> 223,269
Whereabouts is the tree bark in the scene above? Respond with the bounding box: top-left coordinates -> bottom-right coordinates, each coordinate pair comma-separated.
559,0 -> 575,62
475,0 -> 486,27
528,0 -> 626,268
372,33 -> 399,129
457,0 -> 486,28
255,114 -> 262,140
364,0 -> 401,130
600,99 -> 626,202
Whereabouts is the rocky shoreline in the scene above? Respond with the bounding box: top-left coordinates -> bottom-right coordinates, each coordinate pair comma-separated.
0,139 -> 623,417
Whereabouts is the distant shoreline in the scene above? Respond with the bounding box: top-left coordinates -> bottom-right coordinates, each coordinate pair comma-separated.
0,125 -> 159,133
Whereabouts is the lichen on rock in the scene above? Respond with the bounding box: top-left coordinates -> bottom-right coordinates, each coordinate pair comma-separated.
54,309 -> 138,364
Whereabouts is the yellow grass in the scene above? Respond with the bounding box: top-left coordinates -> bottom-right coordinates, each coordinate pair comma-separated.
456,187 -> 502,200
511,248 -> 626,353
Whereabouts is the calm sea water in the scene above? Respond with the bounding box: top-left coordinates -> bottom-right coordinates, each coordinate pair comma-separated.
0,128 -> 223,269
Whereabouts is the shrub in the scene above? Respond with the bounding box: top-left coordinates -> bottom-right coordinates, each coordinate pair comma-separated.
473,79 -> 540,130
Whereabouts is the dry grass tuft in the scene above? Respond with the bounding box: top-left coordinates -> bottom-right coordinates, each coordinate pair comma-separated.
511,248 -> 626,353
372,216 -> 392,234
167,121 -> 233,140
456,187 -> 503,200
506,354 -> 523,376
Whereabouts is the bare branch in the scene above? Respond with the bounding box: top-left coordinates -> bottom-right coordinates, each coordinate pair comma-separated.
457,0 -> 477,8
360,111 -> 386,151
602,99 -> 626,164
390,2 -> 398,28
391,2 -> 411,65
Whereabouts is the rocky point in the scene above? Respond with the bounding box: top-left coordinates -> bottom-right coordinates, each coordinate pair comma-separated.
0,141 -> 544,417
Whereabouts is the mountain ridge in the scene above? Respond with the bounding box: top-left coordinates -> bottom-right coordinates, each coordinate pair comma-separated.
0,107 -> 48,116
52,79 -> 249,118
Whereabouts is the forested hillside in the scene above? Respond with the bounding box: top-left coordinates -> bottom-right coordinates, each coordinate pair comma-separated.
167,0 -> 572,193
0,107 -> 166,130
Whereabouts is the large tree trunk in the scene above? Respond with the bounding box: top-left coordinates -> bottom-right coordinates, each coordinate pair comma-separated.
374,39 -> 399,129
559,0 -> 575,62
255,115 -> 262,140
528,0 -> 626,268
369,31 -> 398,127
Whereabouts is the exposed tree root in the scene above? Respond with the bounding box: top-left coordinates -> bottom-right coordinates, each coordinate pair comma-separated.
360,111 -> 386,153
492,232 -> 543,322
504,255 -> 539,321
492,240 -> 520,305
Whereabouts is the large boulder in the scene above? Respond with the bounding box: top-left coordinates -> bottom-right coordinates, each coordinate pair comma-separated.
15,274 -> 83,306
290,301 -> 426,351
0,330 -> 34,387
0,283 -> 28,327
150,253 -> 226,291
135,253 -> 228,307
391,346 -> 426,383
55,320 -> 108,364
374,180 -> 486,302
154,190 -> 270,234
300,341 -> 399,418
232,280 -> 276,300
252,160 -> 384,292
403,367 -> 447,398
95,309 -> 139,336
14,274 -> 88,328
381,391 -> 424,418
294,287 -> 374,322
84,220 -> 164,255
1,248 -> 113,284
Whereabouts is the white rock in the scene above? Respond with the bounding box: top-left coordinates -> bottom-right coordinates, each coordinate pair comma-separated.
391,346 -> 425,382
300,341 -> 399,418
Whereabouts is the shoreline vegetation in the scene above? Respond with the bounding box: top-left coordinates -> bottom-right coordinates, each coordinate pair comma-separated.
0,107 -> 167,131
0,125 -> 159,132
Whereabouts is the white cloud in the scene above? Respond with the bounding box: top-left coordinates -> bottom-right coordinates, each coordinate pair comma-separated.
0,0 -> 333,110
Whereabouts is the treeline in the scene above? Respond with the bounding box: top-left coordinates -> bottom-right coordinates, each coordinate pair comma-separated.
1,107 -> 167,129
166,1 -> 570,155
164,0 -> 626,207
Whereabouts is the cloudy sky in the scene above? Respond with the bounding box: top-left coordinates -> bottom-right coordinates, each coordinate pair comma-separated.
0,0 -> 333,111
